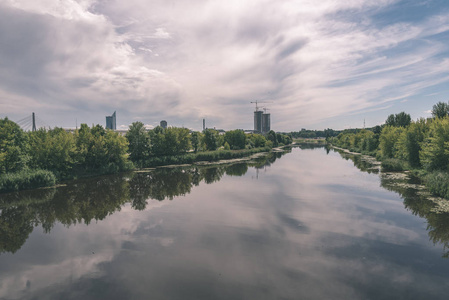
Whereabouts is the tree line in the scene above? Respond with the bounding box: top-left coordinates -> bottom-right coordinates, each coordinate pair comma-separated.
330,101 -> 449,199
0,118 -> 292,192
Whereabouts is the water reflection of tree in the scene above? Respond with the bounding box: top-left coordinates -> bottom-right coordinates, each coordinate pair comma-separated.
0,189 -> 56,253
336,149 -> 449,257
332,149 -> 378,174
225,163 -> 248,177
0,151 -> 290,254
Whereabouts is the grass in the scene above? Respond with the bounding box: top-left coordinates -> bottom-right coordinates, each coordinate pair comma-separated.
381,158 -> 408,172
0,169 -> 56,193
425,171 -> 449,199
142,147 -> 271,167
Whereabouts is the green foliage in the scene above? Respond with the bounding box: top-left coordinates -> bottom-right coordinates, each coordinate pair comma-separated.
381,158 -> 406,171
266,132 -> 292,147
224,129 -> 246,150
203,129 -> 220,151
26,124 -> 130,178
379,126 -> 403,158
28,128 -> 76,178
72,124 -> 130,173
247,134 -> 268,148
126,122 -> 150,163
332,129 -> 378,154
420,117 -> 449,171
291,129 -> 341,139
425,171 -> 449,199
149,126 -> 191,156
385,112 -> 411,127
267,130 -> 278,146
431,102 -> 449,119
0,118 -> 28,173
191,131 -> 202,152
0,169 -> 56,192
395,119 -> 428,168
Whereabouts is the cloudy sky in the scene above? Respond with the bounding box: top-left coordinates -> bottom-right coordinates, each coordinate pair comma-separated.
1,0 -> 449,131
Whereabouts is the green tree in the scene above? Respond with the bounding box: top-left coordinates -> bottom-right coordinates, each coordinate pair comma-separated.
379,126 -> 403,158
149,127 -> 191,156
396,119 -> 428,168
174,127 -> 191,154
28,128 -> 76,177
126,122 -> 150,163
191,131 -> 201,152
431,102 -> 449,119
385,114 -> 396,127
74,124 -> 129,172
224,129 -> 246,150
249,134 -> 267,148
267,130 -> 278,147
149,126 -> 166,156
104,130 -> 129,170
385,112 -> 411,127
203,129 -> 219,151
0,118 -> 28,173
420,118 -> 449,170
75,123 -> 92,166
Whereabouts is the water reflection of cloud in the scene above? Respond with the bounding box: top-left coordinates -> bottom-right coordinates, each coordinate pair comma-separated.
1,148 -> 449,299
0,201 -> 171,299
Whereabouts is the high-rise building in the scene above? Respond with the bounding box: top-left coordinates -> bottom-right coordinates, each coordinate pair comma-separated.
106,111 -> 116,130
254,111 -> 263,133
262,113 -> 271,133
203,119 -> 205,131
160,120 -> 167,129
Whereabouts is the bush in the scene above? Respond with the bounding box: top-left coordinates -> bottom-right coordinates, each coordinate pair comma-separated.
425,171 -> 449,199
381,158 -> 406,172
0,169 -> 56,193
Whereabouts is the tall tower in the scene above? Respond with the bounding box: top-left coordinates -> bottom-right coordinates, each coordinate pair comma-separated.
160,120 -> 167,129
203,119 -> 205,131
262,113 -> 270,133
254,111 -> 263,133
106,111 -> 116,130
32,112 -> 36,132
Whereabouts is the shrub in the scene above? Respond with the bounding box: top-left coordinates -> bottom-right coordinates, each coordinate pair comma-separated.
381,158 -> 406,172
425,171 -> 449,199
0,169 -> 56,193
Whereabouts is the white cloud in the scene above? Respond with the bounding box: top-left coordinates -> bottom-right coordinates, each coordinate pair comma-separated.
0,0 -> 449,130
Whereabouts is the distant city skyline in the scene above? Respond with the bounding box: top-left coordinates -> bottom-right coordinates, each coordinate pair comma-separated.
1,0 -> 449,132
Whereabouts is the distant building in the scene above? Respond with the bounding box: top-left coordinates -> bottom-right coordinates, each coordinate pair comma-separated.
203,119 -> 205,131
254,111 -> 263,133
106,111 -> 116,130
262,113 -> 271,133
160,120 -> 167,129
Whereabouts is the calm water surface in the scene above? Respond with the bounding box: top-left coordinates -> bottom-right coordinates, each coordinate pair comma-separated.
1,147 -> 449,299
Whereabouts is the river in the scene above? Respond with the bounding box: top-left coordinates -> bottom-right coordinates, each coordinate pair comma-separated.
1,146 -> 449,299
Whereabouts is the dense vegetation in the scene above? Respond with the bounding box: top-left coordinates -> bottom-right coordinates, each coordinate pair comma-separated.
330,102 -> 449,199
291,128 -> 340,139
0,118 -> 292,192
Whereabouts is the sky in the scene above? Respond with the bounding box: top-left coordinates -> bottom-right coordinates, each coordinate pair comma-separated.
1,0 -> 449,132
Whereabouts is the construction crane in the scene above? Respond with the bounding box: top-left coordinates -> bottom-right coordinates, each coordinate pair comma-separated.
250,101 -> 271,112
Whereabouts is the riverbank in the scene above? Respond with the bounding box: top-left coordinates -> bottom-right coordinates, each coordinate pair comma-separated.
0,146 -> 276,193
330,144 -> 449,207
